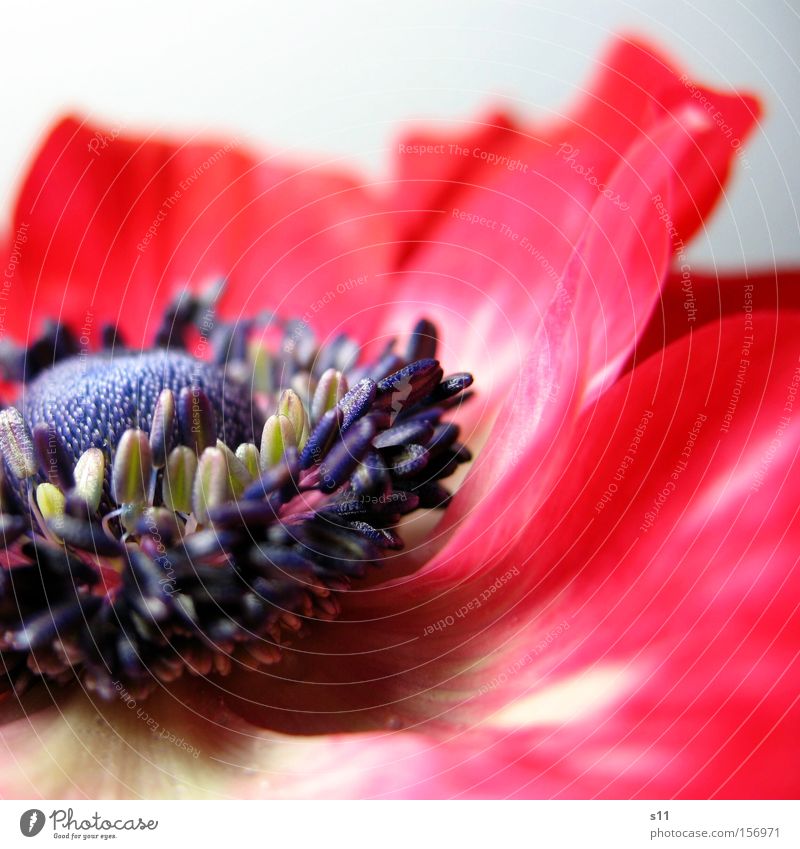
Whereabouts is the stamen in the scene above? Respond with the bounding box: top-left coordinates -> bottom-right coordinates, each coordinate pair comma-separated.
32,424 -> 75,490
35,482 -> 66,523
260,415 -> 297,468
149,389 -> 176,469
311,368 -> 347,424
112,429 -> 152,507
0,301 -> 474,701
339,378 -> 377,430
178,386 -> 217,455
73,448 -> 105,512
163,446 -> 197,514
277,389 -> 310,450
0,408 -> 36,480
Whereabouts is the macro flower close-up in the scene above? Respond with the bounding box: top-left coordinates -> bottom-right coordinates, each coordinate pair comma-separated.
0,23 -> 798,805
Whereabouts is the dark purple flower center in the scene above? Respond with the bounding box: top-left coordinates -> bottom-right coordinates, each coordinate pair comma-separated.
0,294 -> 473,702
21,350 -> 256,473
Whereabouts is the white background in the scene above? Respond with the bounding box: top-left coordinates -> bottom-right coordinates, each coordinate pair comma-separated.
1,0 -> 798,268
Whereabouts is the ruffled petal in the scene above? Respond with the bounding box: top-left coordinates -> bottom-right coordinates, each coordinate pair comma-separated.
570,36 -> 760,242
6,117 -> 391,347
216,118 -> 708,732
383,36 -> 759,414
391,36 -> 759,255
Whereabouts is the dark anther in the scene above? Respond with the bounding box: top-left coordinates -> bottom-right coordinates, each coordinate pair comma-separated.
0,305 -> 474,700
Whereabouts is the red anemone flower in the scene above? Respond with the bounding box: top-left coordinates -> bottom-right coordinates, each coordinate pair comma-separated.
0,36 -> 797,799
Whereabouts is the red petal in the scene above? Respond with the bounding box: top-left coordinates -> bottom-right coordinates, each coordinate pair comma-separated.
569,35 -> 761,241
631,267 -> 800,366
6,117 -> 391,347
220,101 -> 759,735
390,110 -> 521,254
382,36 -> 759,416
222,309 -> 800,800
446,310 -> 800,799
417,106 -> 716,543
391,35 -> 759,259
213,110 -> 698,729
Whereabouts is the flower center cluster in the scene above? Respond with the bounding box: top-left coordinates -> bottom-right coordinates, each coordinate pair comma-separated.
0,296 -> 473,701
22,351 -> 255,470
